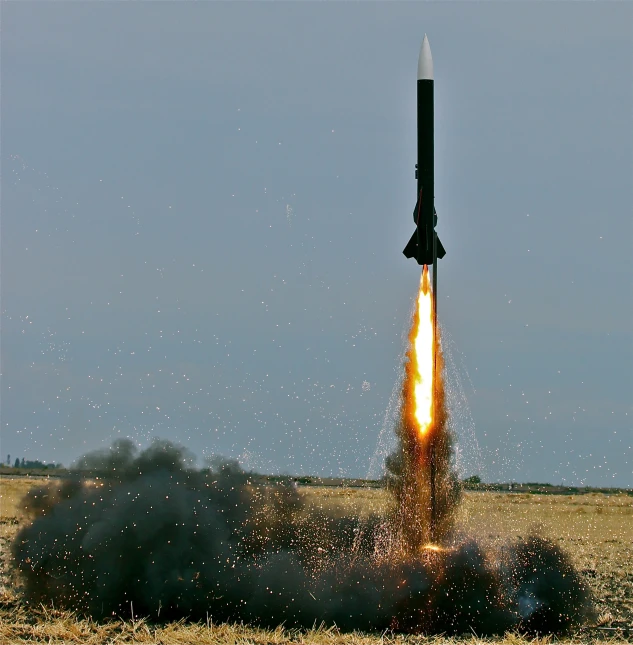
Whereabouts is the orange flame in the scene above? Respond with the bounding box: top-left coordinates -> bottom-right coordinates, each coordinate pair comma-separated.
411,266 -> 434,435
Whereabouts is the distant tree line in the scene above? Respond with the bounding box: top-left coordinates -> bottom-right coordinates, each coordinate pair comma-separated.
5,455 -> 63,470
463,475 -> 482,485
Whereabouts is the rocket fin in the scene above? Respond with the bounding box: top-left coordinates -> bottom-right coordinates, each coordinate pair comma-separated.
403,231 -> 421,263
436,235 -> 446,259
403,230 -> 428,265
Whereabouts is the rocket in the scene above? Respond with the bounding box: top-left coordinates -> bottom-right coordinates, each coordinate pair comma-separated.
403,35 -> 444,543
403,34 -> 446,270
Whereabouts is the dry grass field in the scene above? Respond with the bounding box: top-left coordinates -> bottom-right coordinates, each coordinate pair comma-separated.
1,476 -> 631,644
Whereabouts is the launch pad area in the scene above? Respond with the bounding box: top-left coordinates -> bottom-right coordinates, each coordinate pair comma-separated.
1,474 -> 631,642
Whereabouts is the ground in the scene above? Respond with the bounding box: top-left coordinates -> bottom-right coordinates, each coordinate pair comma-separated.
1,476 -> 631,644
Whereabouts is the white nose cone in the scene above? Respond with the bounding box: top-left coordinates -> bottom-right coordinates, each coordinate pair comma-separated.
418,34 -> 434,80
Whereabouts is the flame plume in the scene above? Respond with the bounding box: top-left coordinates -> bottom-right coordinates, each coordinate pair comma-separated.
385,265 -> 460,553
411,267 -> 434,433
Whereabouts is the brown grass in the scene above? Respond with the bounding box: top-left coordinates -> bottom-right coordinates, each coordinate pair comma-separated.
1,477 -> 631,644
1,476 -> 61,518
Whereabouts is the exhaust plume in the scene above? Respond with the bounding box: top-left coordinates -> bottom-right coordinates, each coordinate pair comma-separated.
10,267 -> 592,637
12,437 -> 592,635
385,267 -> 460,551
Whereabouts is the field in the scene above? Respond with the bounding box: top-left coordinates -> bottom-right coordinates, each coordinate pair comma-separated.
1,476 -> 631,644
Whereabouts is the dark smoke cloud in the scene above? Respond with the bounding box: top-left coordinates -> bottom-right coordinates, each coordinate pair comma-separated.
12,439 -> 593,635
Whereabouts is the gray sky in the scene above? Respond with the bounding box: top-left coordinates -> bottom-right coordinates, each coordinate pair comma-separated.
2,2 -> 631,486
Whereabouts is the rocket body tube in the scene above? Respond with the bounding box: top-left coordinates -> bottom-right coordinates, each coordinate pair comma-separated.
417,77 -> 434,261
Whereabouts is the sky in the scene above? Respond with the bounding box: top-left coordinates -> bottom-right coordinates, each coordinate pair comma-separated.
2,1 -> 631,487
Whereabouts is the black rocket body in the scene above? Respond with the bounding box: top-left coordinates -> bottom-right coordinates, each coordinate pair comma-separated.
403,35 -> 446,267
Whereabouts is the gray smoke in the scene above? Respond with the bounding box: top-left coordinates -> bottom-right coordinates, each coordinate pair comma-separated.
12,439 -> 592,635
